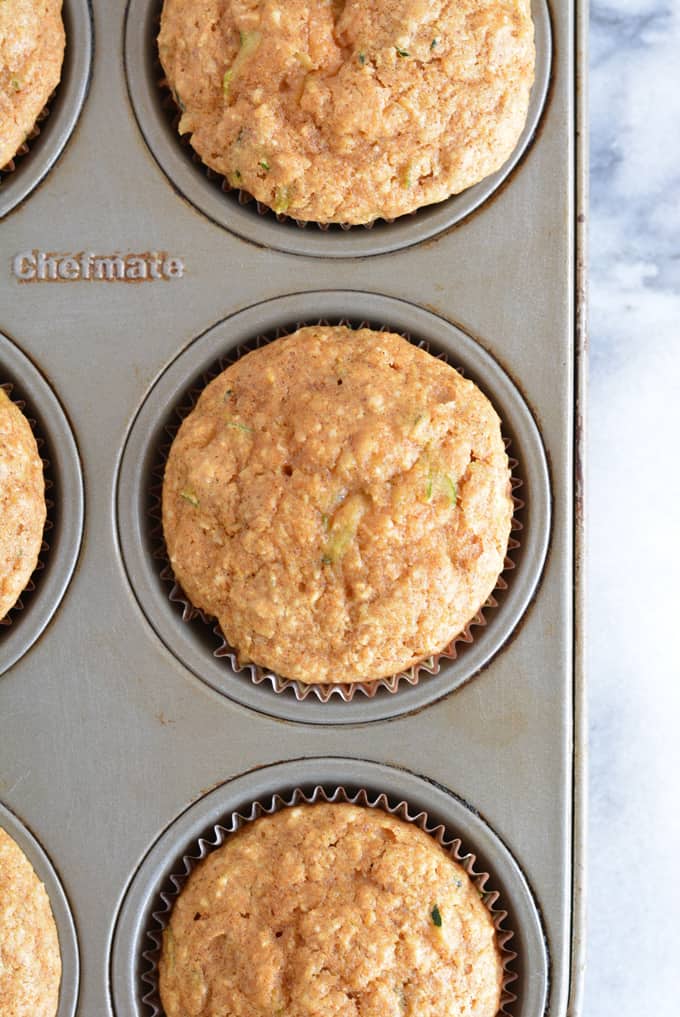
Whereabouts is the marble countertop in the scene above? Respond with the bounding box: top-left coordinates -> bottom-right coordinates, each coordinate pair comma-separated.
587,3 -> 679,1015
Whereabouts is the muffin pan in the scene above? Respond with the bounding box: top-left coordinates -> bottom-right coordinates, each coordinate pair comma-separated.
0,800 -> 80,1017
0,2 -> 584,1016
0,0 -> 93,220
123,0 -> 553,257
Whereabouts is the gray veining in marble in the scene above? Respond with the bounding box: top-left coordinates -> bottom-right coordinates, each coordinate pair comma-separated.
587,3 -> 680,1014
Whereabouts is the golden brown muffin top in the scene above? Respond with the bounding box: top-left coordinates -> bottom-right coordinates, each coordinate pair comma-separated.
0,0 -> 65,169
159,0 -> 535,224
162,326 -> 512,684
159,803 -> 503,1017
0,827 -> 61,1017
0,388 -> 46,621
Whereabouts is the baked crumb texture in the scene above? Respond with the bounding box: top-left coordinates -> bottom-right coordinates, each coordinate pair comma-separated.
0,389 -> 46,621
0,0 -> 65,169
162,327 -> 513,685
158,0 -> 535,224
0,827 -> 61,1017
159,803 -> 503,1017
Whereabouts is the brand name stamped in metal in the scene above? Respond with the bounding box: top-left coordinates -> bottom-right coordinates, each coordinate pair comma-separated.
12,250 -> 185,283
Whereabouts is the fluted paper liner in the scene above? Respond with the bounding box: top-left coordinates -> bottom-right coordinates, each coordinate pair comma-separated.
0,99 -> 54,180
0,382 -> 53,628
148,320 -> 524,702
140,786 -> 519,1017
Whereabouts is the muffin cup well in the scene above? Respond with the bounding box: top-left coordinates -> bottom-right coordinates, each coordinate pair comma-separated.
0,800 -> 79,1017
0,382 -> 53,629
116,292 -> 550,724
124,0 -> 552,256
139,786 -> 519,1017
151,322 -> 524,704
0,0 -> 92,219
110,760 -> 549,1017
0,333 -> 84,677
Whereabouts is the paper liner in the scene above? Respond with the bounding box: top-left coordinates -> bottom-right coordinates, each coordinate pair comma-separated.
140,786 -> 518,1017
0,99 -> 54,181
147,320 -> 524,702
0,382 -> 54,628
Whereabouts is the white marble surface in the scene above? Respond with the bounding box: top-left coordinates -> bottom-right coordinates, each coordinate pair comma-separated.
586,3 -> 680,1014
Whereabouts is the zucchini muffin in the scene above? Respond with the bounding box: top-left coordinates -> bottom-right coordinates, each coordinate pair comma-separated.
0,0 -> 65,170
159,803 -> 503,1017
0,827 -> 61,1017
0,388 -> 46,621
158,0 -> 535,224
162,326 -> 513,685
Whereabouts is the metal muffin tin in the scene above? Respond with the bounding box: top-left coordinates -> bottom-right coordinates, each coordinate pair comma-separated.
0,2 -> 585,1016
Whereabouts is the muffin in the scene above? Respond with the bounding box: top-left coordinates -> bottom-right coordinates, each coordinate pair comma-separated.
158,0 -> 535,224
162,326 -> 513,685
159,803 -> 503,1017
0,826 -> 61,1017
0,0 -> 65,171
0,387 -> 46,621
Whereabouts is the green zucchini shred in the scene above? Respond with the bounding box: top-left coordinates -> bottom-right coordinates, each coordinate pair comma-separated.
425,470 -> 457,506
223,30 -> 262,98
273,186 -> 290,213
321,493 -> 368,564
225,419 -> 253,433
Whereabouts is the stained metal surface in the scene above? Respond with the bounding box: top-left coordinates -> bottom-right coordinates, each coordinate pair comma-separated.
0,1 -> 581,1016
568,0 -> 589,1011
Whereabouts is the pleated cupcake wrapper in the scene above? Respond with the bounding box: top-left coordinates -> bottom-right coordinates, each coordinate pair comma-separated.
0,98 -> 54,179
0,382 -> 54,627
148,320 -> 524,701
140,785 -> 519,1017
